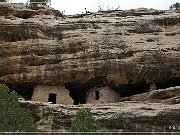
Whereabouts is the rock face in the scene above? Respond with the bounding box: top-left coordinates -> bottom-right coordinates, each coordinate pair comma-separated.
0,3 -> 180,133
119,86 -> 180,104
19,86 -> 180,133
20,98 -> 180,133
0,3 -> 179,87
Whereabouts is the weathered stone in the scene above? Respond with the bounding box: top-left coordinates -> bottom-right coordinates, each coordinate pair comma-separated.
0,3 -> 179,87
119,86 -> 180,104
0,3 -> 62,18
32,85 -> 73,105
86,86 -> 119,104
0,3 -> 179,133
20,99 -> 180,133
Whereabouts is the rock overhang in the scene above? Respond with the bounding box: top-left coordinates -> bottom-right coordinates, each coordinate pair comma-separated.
0,3 -> 179,87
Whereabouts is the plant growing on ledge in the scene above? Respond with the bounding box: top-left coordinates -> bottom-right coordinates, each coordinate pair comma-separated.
70,109 -> 100,135
0,84 -> 37,133
70,108 -> 111,135
26,0 -> 51,7
170,2 -> 180,10
0,0 -> 12,2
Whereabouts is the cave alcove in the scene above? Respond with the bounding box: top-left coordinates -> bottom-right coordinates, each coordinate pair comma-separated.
111,81 -> 150,98
9,83 -> 35,100
156,77 -> 180,89
65,82 -> 87,105
65,76 -> 108,105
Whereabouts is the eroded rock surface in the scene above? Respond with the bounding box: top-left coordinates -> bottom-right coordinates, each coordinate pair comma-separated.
86,86 -> 119,104
20,99 -> 180,133
0,3 -> 179,87
32,85 -> 74,105
119,86 -> 180,104
0,3 -> 180,133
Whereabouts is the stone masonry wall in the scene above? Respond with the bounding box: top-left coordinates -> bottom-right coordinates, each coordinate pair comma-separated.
32,85 -> 74,105
86,87 -> 119,104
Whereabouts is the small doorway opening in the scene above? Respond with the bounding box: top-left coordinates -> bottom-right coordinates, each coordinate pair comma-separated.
95,91 -> 99,100
48,93 -> 57,104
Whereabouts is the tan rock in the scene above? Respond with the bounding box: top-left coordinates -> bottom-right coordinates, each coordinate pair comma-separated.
20,99 -> 180,132
86,86 -> 119,104
0,3 -> 179,86
32,85 -> 74,105
119,86 -> 180,104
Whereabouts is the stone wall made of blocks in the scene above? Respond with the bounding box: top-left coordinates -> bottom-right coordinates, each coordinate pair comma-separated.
86,87 -> 119,104
32,85 -> 74,105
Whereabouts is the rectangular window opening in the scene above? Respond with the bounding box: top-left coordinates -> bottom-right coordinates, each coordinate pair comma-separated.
95,91 -> 99,100
48,93 -> 57,104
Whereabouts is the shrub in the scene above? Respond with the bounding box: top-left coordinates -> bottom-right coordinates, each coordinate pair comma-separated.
0,0 -> 12,2
26,0 -> 51,6
170,2 -> 180,10
70,108 -> 111,135
70,109 -> 100,135
0,84 -> 37,133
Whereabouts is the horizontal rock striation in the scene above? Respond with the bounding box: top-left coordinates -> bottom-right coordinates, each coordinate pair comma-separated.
0,3 -> 180,133
0,3 -> 180,87
119,86 -> 180,104
20,98 -> 180,133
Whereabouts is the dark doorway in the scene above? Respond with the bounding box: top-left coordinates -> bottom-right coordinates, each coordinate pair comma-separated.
95,91 -> 99,100
48,93 -> 57,104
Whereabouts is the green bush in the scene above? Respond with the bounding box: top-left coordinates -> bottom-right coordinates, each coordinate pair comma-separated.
70,109 -> 100,135
70,108 -> 111,135
170,2 -> 180,10
26,0 -> 51,6
0,84 -> 37,133
0,0 -> 12,2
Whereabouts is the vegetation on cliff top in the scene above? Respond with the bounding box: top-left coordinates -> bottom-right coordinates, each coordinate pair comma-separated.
0,0 -> 12,2
26,0 -> 51,6
0,0 -> 51,6
170,2 -> 180,10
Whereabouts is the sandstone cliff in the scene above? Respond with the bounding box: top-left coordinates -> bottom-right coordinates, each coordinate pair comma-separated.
0,3 -> 179,87
0,3 -> 180,133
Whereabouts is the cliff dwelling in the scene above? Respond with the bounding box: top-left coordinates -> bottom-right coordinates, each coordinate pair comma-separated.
6,77 -> 180,105
32,85 -> 74,105
0,3 -> 180,133
86,86 -> 119,104
0,3 -> 179,107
